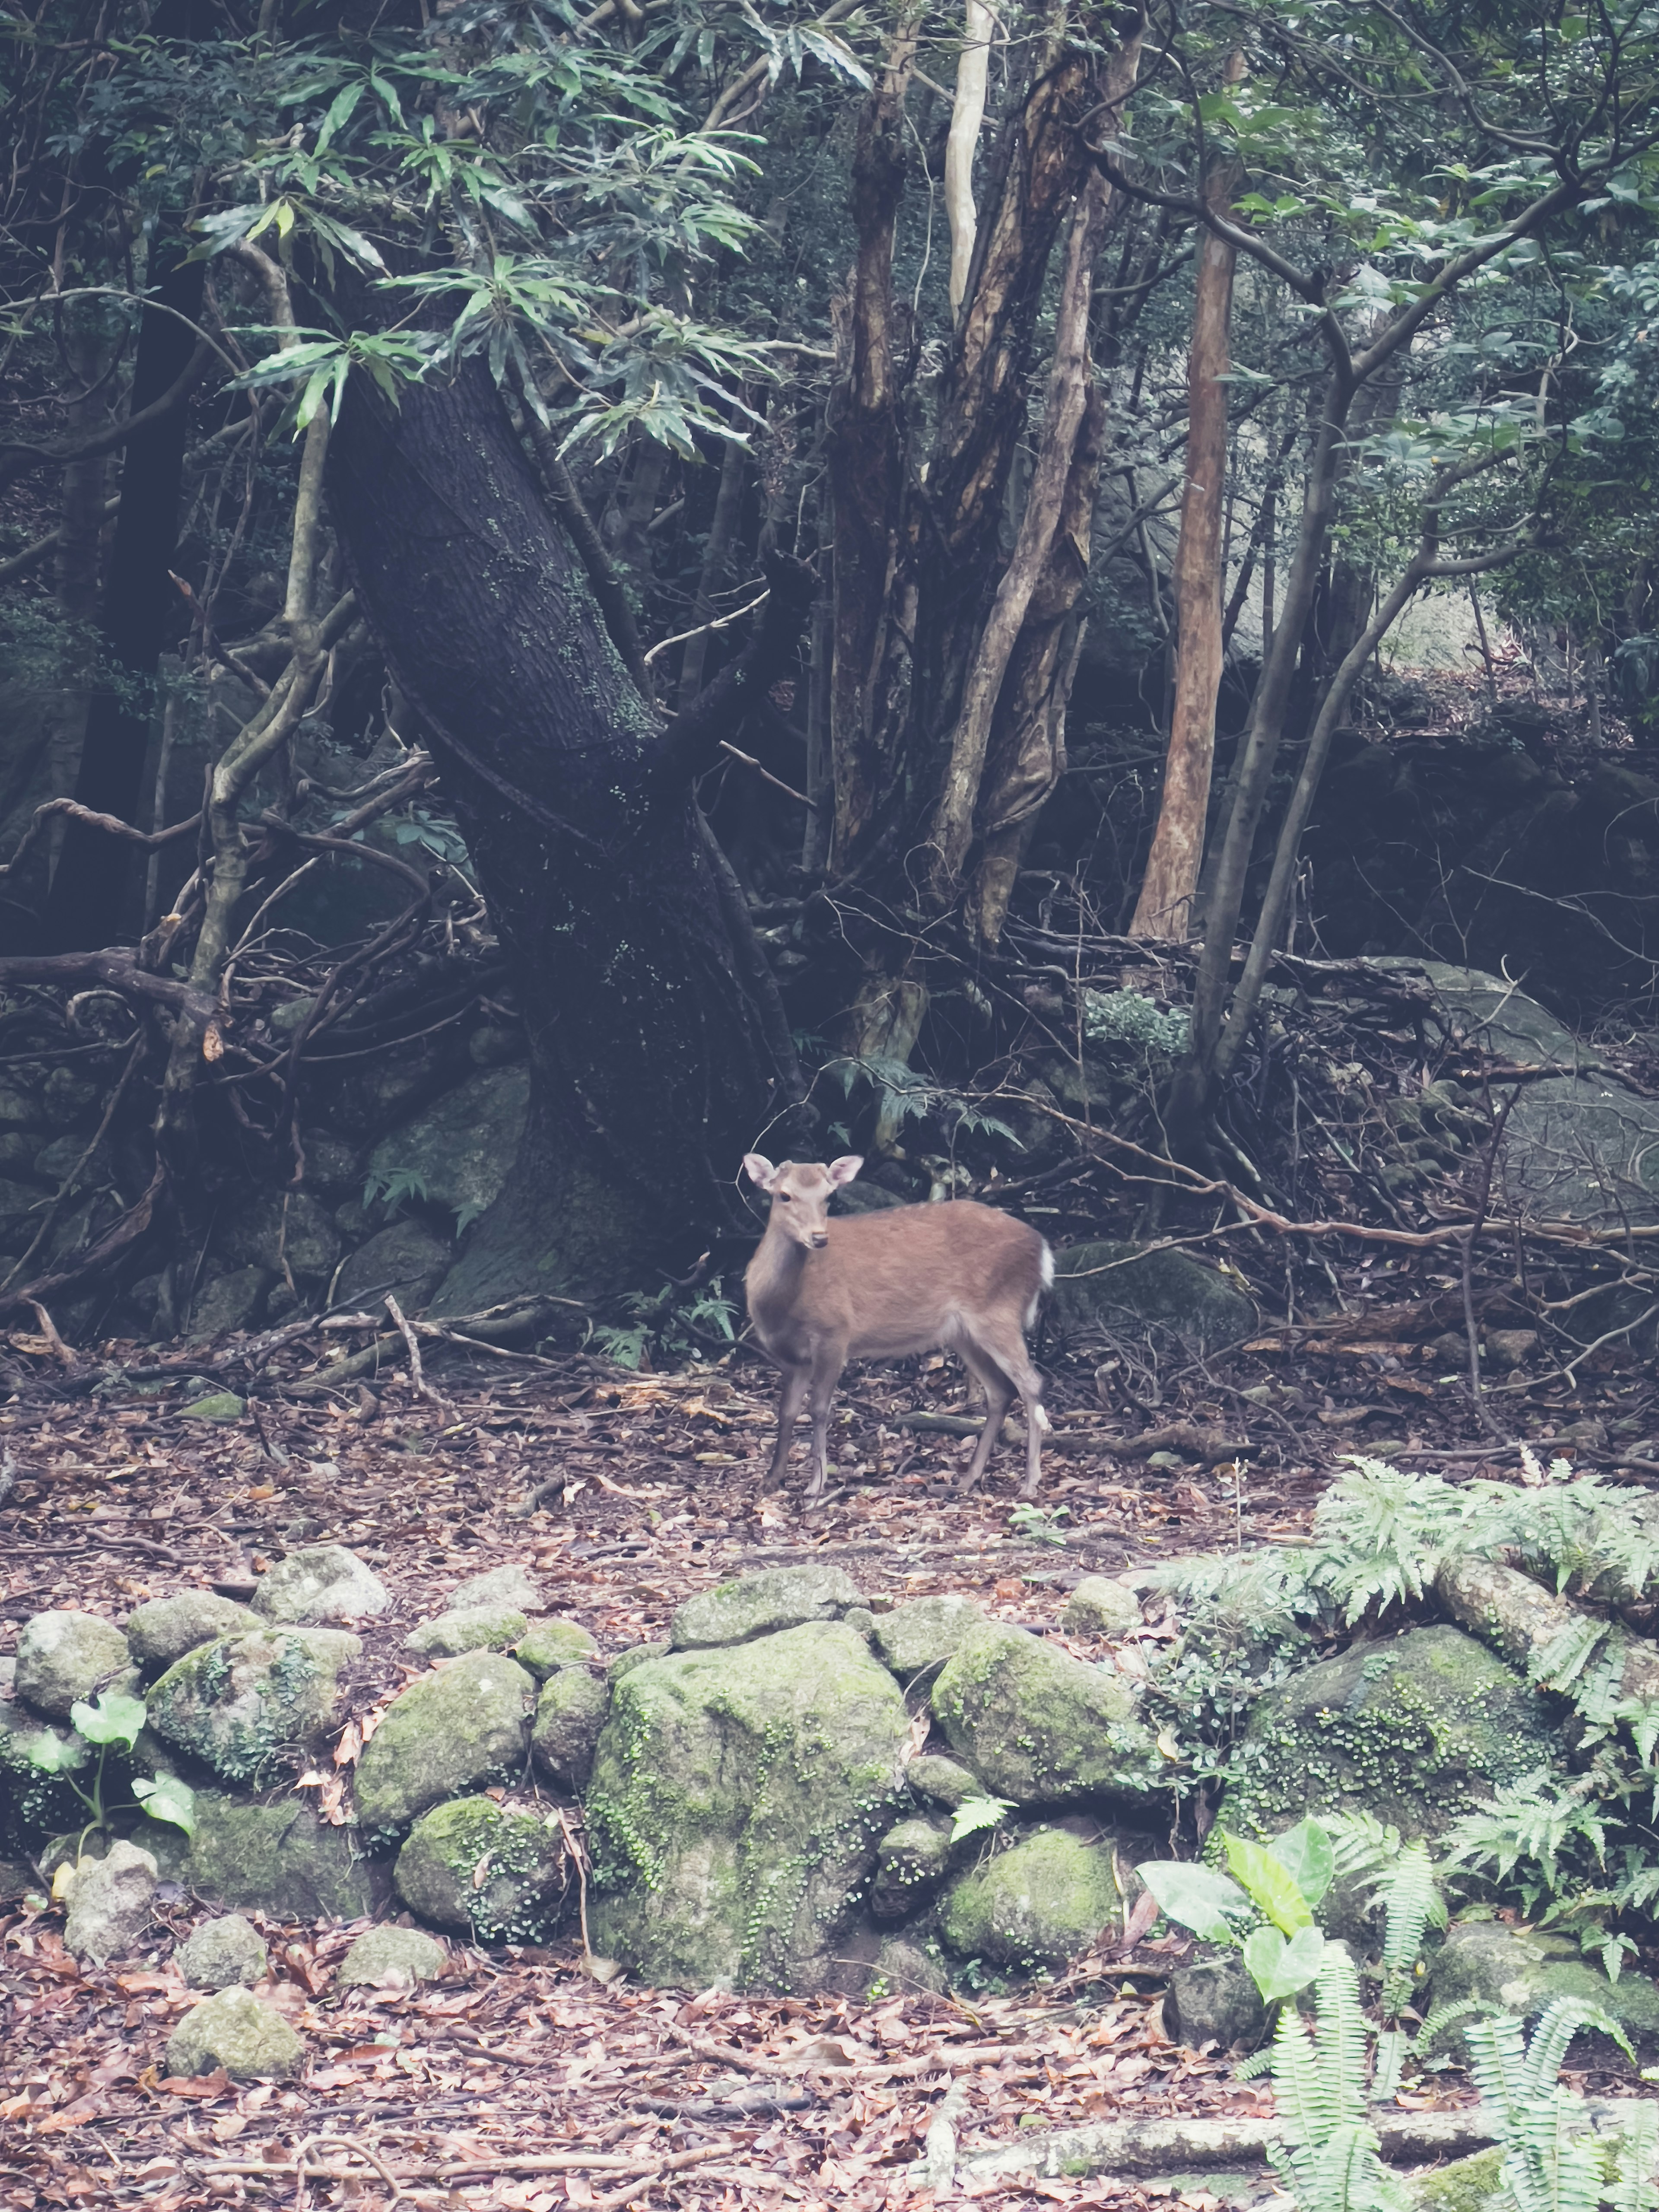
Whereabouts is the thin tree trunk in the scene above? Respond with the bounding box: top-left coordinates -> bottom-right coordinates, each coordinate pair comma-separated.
945,0 -> 994,314
678,416 -> 748,707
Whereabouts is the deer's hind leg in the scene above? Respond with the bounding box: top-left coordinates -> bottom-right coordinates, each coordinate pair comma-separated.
954,1332 -> 1019,1493
967,1318 -> 1048,1498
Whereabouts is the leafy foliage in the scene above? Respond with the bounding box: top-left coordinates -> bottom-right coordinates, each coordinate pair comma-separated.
27,1691 -> 195,1853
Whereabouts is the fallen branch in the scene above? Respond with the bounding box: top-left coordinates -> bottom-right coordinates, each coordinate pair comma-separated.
0,947 -> 215,1030
1436,1555 -> 1659,1703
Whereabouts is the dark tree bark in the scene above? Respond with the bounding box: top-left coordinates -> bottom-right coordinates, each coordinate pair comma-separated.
327,360 -> 814,1309
44,245 -> 206,951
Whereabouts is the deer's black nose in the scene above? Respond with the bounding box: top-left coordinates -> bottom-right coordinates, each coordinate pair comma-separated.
809,1231 -> 829,1249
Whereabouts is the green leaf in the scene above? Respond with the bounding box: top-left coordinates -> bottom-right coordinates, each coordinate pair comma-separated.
950,1795 -> 1016,1844
1270,1819 -> 1336,1908
70,1691 -> 147,1751
1245,1923 -> 1326,2002
1137,1860 -> 1249,1945
1223,1831 -> 1316,1934
131,1774 -> 196,1836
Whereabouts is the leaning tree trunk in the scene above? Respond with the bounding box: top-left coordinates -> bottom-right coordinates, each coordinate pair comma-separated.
328,360 -> 814,1309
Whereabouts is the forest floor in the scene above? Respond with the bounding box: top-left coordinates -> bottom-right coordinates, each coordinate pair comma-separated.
2,1316 -> 1655,2212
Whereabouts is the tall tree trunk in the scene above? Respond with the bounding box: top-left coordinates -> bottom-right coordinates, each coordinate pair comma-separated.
944,0 -> 994,314
1129,70 -> 1242,941
329,362 -> 814,1308
678,416 -> 748,707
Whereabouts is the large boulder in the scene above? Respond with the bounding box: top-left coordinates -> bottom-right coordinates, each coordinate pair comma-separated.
1050,1242 -> 1256,1351
176,1915 -> 268,1990
394,1798 -> 571,1943
334,1220 -> 453,1313
1218,1625 -> 1562,1843
146,1627 -> 359,1785
165,1986 -> 304,2081
930,1621 -> 1164,1811
353,1649 -> 536,1837
669,1565 -> 864,1650
871,1597 -> 985,1680
586,1621 -> 911,1991
187,1790 -> 385,1920
366,1064 -> 531,1231
14,1610 -> 130,1718
125,1593 -> 262,1671
251,1545 -> 389,1625
531,1669 -> 608,1793
1425,1922 -> 1659,2053
941,1827 -> 1119,1968
63,1839 -> 157,1965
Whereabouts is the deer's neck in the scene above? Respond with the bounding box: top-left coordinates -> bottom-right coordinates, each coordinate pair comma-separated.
747,1219 -> 812,1337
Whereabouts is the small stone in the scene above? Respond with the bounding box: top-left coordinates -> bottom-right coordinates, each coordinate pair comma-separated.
516,1619 -> 600,1679
871,1937 -> 946,1996
338,1924 -> 448,1990
404,1606 -> 528,1658
176,1914 -> 268,1990
669,1565 -> 864,1650
394,1797 -> 571,1944
353,1649 -> 536,1836
181,1393 -> 246,1422
906,1754 -> 982,1810
64,1839 -> 159,1964
871,1596 -> 985,1680
1484,1329 -> 1538,1369
1060,1576 -> 1144,1639
251,1545 -> 389,1624
531,1669 -> 609,1792
165,1986 -> 304,2080
607,1642 -> 670,1681
870,1818 -> 953,1918
15,1610 -> 132,1719
125,1593 -> 262,1670
1164,1953 -> 1269,2051
451,1564 -> 544,1613
941,1827 -> 1119,1968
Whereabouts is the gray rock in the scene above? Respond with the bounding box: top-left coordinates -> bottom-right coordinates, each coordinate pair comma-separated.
338,1924 -> 448,1990
586,1621 -> 910,1991
353,1649 -> 536,1837
607,1642 -> 670,1681
1425,1921 -> 1659,2054
1061,1576 -> 1144,1639
531,1668 -> 609,1793
181,1392 -> 245,1422
146,1627 -> 360,1784
0,1178 -> 44,1228
251,1545 -> 389,1624
187,1790 -> 386,1920
1368,961 -> 1595,1071
220,1190 -> 341,1280
125,1593 -> 262,1671
1218,1626 -> 1562,1845
188,1267 -> 272,1339
451,1564 -> 544,1613
0,1085 -> 43,1128
64,1839 -> 159,1964
176,1914 -> 268,1990
515,1619 -> 600,1680
871,1596 -> 985,1680
165,1986 -> 304,2081
303,1134 -> 360,1190
941,1827 -> 1119,1968
669,1565 -> 865,1650
1164,1952 -> 1269,2052
335,1220 -> 453,1313
394,1797 -> 571,1944
871,1937 -> 947,1996
404,1605 -> 528,1658
871,1817 -> 953,1918
14,1610 -> 131,1718
1050,1241 -> 1257,1351
367,1064 -> 531,1230
931,1620 -> 1164,1811
906,1754 -> 982,1811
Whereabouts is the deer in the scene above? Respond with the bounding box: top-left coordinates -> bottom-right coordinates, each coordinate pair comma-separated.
741,1153 -> 1053,1505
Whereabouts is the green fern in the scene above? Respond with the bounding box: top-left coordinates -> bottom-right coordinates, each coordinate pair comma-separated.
1443,1770 -> 1609,1906
1463,1999 -> 1636,2212
1603,2101 -> 1659,2212
950,1795 -> 1016,1844
1264,1943 -> 1413,2212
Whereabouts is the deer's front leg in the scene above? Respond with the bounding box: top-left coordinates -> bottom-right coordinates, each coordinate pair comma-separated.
762,1364 -> 812,1492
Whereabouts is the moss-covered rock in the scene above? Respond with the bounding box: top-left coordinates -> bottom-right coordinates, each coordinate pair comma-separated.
586,1620 -> 910,1991
393,1797 -> 571,1943
1217,1627 -> 1562,1843
146,1628 -> 358,1785
930,1621 -> 1164,1811
176,1914 -> 268,1990
451,1564 -> 544,1613
515,1619 -> 599,1680
608,1642 -> 670,1681
1425,1921 -> 1659,2052
125,1593 -> 261,1671
872,1936 -> 947,1996
221,1189 -> 341,1280
1061,1577 -> 1143,1639
338,1923 -> 448,1990
941,1827 -> 1119,1968
870,1817 -> 953,1919
906,1754 -> 982,1811
15,1610 -> 130,1718
669,1566 -> 864,1651
368,1063 -> 531,1234
335,1220 -> 452,1312
181,1392 -> 246,1423
1411,2148 -> 1505,2212
0,1701 -> 90,1853
404,1605 -> 528,1658
186,1790 -> 385,1920
1163,1952 -> 1268,2052
1050,1243 -> 1256,1351
165,1986 -> 304,2080
871,1597 -> 985,1681
531,1669 -> 608,1792
63,1839 -> 157,1965
251,1545 -> 389,1625
353,1649 -> 536,1838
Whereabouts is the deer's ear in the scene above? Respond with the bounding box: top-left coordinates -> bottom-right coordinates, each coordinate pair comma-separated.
827,1155 -> 864,1187
743,1154 -> 778,1191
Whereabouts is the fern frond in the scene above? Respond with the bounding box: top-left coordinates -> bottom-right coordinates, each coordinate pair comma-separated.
1604,2099 -> 1659,2212
1378,1840 -> 1447,1981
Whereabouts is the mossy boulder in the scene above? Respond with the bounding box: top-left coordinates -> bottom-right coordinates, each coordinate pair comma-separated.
393,1796 -> 570,1943
1425,1921 -> 1659,2053
941,1827 -> 1119,1968
1217,1626 -> 1562,1843
1050,1243 -> 1256,1351
63,1839 -> 158,1964
187,1790 -> 385,1920
146,1628 -> 359,1785
368,1062 -> 531,1231
669,1565 -> 864,1651
165,1986 -> 304,2081
339,1924 -> 447,1990
125,1593 -> 262,1671
872,1936 -> 947,1996
176,1914 -> 268,1990
1412,2148 -> 1505,2212
251,1545 -> 389,1625
0,1701 -> 91,1852
870,1818 -> 953,1919
15,1610 -> 131,1718
515,1619 -> 599,1680
1060,1577 -> 1144,1639
871,1597 -> 985,1680
353,1649 -> 536,1838
531,1669 -> 608,1792
905,1754 -> 981,1811
451,1564 -> 544,1613
585,1620 -> 910,1992
188,1268 -> 271,1341
1163,1952 -> 1268,2052
930,1621 -> 1164,1811
404,1605 -> 528,1659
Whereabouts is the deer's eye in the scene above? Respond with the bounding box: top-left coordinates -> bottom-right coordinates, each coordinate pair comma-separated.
777,1192 -> 792,1203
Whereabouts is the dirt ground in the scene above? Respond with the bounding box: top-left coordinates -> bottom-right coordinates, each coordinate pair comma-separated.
0,1324 -> 1647,2212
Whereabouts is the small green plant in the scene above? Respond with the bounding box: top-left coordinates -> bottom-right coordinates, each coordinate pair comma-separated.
950,1794 -> 1016,1845
363,1163 -> 432,1212
820,1054 -> 1020,1150
1081,989 -> 1192,1058
1262,1942 -> 1414,2212
28,1692 -> 195,1862
592,1279 -> 739,1370
1138,1817 -> 1333,2006
1464,1998 -> 1650,2212
1008,1501 -> 1069,1547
